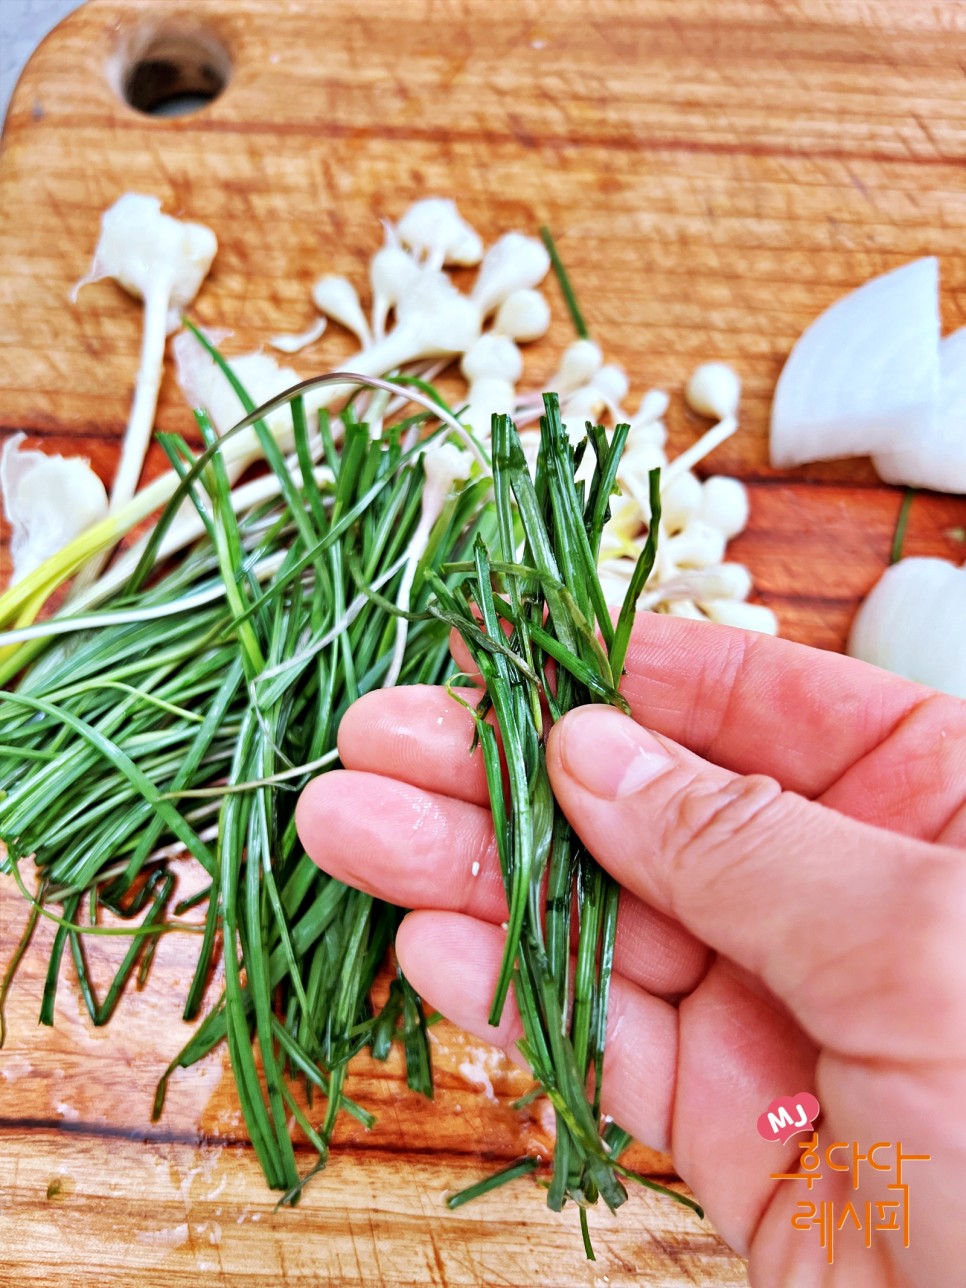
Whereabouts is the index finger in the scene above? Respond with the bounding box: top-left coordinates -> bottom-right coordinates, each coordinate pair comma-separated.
617,614 -> 966,821
453,612 -> 963,797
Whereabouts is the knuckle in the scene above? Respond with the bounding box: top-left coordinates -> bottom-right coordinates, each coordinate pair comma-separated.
662,772 -> 784,882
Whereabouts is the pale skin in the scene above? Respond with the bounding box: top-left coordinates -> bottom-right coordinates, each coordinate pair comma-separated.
296,613 -> 966,1287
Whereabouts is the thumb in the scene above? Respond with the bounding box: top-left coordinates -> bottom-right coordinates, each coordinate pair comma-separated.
546,705 -> 966,1062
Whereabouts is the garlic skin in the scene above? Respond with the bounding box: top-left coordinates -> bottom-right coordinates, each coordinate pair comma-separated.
847,557 -> 966,698
1,434 -> 109,584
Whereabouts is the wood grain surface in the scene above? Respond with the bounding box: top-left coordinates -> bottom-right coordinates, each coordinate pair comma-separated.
1,1 -> 965,1284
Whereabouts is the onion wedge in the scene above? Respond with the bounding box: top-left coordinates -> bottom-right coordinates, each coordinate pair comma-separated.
872,327 -> 966,492
770,258 -> 940,468
847,556 -> 966,698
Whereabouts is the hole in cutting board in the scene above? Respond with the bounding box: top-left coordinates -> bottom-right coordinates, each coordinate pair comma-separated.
114,25 -> 231,117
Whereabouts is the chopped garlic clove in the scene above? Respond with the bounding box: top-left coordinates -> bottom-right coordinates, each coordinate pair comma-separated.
1,434 -> 108,584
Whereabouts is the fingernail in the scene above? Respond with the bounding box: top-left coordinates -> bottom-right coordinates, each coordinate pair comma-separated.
557,707 -> 672,799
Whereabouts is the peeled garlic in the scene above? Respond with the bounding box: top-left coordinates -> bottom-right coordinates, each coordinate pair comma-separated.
269,316 -> 327,354
73,193 -> 217,335
663,521 -> 728,570
174,332 -> 302,458
550,339 -> 602,394
632,389 -> 670,427
460,335 -> 523,438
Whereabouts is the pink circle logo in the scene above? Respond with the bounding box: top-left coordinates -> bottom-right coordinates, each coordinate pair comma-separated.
756,1092 -> 821,1144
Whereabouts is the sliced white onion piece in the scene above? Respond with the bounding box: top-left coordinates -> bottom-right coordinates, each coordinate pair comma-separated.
872,327 -> 966,492
770,258 -> 940,468
847,557 -> 966,698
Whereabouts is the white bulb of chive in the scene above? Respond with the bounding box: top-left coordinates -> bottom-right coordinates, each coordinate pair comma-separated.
685,362 -> 742,420
460,335 -> 523,438
492,289 -> 551,343
312,275 -> 373,348
369,244 -> 421,340
72,193 -> 217,515
550,339 -> 603,395
396,197 -> 483,271
471,233 -> 551,317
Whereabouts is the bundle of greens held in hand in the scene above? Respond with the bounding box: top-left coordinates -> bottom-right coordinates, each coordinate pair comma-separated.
0,202 -> 738,1238
0,349 -> 494,1203
433,397 -> 703,1253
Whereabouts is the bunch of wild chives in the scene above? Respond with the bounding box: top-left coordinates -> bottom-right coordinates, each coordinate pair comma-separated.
0,357 -> 495,1200
430,395 -> 702,1256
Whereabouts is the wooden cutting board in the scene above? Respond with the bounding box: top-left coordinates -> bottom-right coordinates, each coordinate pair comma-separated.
1,1 -> 964,1284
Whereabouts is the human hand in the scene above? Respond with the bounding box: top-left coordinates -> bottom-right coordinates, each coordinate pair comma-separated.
296,613 -> 966,1286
